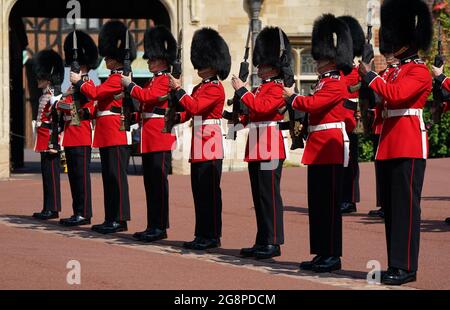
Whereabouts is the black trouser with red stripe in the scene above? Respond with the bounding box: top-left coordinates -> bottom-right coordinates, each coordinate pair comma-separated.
41,152 -> 61,212
248,160 -> 284,246
65,146 -> 92,218
99,146 -> 131,222
379,158 -> 425,272
371,134 -> 382,207
142,151 -> 171,230
342,133 -> 360,204
191,160 -> 222,239
308,164 -> 343,257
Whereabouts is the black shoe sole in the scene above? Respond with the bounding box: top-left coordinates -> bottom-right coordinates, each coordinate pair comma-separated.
33,214 -> 59,220
92,227 -> 128,234
142,233 -> 168,243
254,251 -> 281,260
191,243 -> 221,251
382,276 -> 417,286
312,263 -> 342,273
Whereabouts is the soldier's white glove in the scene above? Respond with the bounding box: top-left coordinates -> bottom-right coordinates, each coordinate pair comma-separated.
50,94 -> 63,106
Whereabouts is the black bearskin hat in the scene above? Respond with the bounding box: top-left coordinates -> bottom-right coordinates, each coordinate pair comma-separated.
311,14 -> 354,75
98,20 -> 137,63
380,0 -> 433,53
33,49 -> 65,85
378,27 -> 394,55
337,16 -> 365,58
190,27 -> 231,80
252,26 -> 292,69
64,30 -> 99,70
143,25 -> 177,65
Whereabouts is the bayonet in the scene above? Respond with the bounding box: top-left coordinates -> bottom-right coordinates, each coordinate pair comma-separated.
70,25 -> 81,126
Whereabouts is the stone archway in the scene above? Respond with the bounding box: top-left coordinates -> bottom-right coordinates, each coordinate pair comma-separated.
0,0 -> 178,179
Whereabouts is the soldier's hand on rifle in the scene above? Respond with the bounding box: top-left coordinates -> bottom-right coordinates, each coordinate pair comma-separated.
358,59 -> 374,77
168,74 -> 182,90
50,94 -> 62,106
432,64 -> 444,78
70,71 -> 82,84
283,85 -> 296,99
231,75 -> 247,91
121,74 -> 132,87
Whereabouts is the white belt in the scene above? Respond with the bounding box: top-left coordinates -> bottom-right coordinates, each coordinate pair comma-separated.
308,121 -> 350,167
193,119 -> 222,126
248,121 -> 279,128
142,112 -> 165,119
384,108 -> 427,159
349,98 -> 359,103
96,111 -> 120,117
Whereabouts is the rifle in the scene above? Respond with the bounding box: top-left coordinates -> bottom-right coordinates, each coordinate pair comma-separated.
358,4 -> 377,135
277,28 -> 305,150
120,29 -> 133,131
69,27 -> 81,126
162,29 -> 183,134
47,85 -> 63,152
223,23 -> 251,140
432,19 -> 445,123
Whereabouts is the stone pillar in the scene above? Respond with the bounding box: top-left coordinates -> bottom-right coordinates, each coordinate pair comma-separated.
0,0 -> 16,179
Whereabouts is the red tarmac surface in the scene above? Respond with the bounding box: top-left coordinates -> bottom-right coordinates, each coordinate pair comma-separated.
0,158 -> 449,290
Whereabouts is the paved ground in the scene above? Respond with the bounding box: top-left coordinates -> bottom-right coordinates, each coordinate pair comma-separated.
1,157 -> 449,290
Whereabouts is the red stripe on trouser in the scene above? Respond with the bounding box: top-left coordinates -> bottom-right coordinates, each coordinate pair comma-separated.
331,166 -> 335,255
408,159 -> 415,271
51,157 -> 57,211
117,148 -> 123,221
161,153 -> 165,226
213,161 -> 217,237
83,147 -> 87,218
272,166 -> 276,244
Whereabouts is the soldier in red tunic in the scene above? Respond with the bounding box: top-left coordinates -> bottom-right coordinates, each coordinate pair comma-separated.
359,0 -> 433,285
337,16 -> 365,215
58,30 -> 98,227
168,28 -> 231,250
284,14 -> 354,272
231,27 -> 289,259
368,30 -> 400,219
431,43 -> 450,226
70,21 -> 137,234
121,25 -> 177,242
32,50 -> 64,220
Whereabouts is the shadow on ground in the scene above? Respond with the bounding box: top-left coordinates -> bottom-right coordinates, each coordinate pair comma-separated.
0,214 -> 371,284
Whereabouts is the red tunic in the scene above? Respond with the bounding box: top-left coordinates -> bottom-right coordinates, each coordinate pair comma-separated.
372,66 -> 399,135
78,72 -> 129,148
34,94 -> 53,152
58,80 -> 95,147
129,72 -> 176,153
365,57 -> 432,160
289,71 -> 349,165
175,78 -> 225,163
341,66 -> 359,133
436,75 -> 450,113
235,79 -> 286,162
